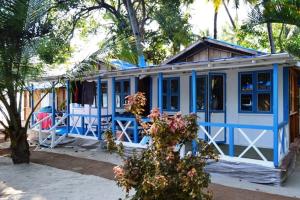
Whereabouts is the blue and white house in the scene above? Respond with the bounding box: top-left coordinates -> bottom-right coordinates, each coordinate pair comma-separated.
27,37 -> 300,184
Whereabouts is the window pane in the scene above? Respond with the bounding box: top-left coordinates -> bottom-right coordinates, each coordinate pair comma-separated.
171,79 -> 179,94
171,96 -> 179,110
258,93 -> 271,112
211,75 -> 223,111
163,95 -> 167,110
101,83 -> 108,108
102,94 -> 108,108
241,94 -> 252,111
116,94 -> 121,108
124,81 -> 130,94
163,80 -> 167,93
258,72 -> 271,90
115,82 -> 121,93
196,77 -> 206,110
241,74 -> 253,92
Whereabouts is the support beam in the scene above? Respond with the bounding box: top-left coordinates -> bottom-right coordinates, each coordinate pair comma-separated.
191,70 -> 197,154
135,77 -> 139,93
97,77 -> 102,140
52,82 -> 56,128
158,73 -> 163,113
283,67 -> 289,122
30,84 -> 34,127
273,63 -> 279,167
66,80 -> 70,134
112,77 -> 116,134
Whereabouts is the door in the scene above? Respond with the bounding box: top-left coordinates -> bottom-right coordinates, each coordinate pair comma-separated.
195,73 -> 226,143
208,74 -> 226,143
289,68 -> 299,143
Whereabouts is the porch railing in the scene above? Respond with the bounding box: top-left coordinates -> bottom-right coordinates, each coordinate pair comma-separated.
198,121 -> 288,168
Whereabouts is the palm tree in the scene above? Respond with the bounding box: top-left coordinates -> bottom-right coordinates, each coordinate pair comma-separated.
0,0 -> 59,163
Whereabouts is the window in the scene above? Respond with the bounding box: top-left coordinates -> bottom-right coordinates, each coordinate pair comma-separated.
239,71 -> 272,113
101,82 -> 108,108
115,79 -> 130,108
190,76 -> 207,111
162,77 -> 180,111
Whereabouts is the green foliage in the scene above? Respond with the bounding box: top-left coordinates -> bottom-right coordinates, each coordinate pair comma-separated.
107,93 -> 217,200
37,36 -> 72,64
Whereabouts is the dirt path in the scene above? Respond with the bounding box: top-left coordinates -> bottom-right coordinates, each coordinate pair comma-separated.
23,150 -> 297,200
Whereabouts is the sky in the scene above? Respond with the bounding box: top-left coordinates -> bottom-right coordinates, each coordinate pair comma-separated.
50,1 -> 251,75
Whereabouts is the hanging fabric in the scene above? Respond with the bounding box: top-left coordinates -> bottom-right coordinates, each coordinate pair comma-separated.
82,80 -> 96,105
71,81 -> 83,104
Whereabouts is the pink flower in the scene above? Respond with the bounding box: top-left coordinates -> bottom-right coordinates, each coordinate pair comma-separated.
149,124 -> 159,135
148,108 -> 161,120
113,166 -> 124,178
187,168 -> 197,178
168,113 -> 185,133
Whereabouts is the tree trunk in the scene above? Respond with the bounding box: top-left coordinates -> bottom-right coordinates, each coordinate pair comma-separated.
223,1 -> 236,29
124,0 -> 145,65
214,11 -> 218,39
267,22 -> 276,53
10,127 -> 30,164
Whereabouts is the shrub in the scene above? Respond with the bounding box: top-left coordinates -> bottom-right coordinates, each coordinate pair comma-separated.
106,92 -> 217,200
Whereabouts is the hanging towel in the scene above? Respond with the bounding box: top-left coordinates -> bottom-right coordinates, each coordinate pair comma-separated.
71,81 -> 83,104
82,81 -> 96,105
37,112 -> 52,129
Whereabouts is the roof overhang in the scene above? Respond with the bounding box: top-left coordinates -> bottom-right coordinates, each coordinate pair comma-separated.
29,53 -> 298,83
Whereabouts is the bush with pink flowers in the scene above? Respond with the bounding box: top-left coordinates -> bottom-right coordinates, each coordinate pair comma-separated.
106,92 -> 217,200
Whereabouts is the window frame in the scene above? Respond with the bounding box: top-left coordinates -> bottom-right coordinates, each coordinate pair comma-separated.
238,70 -> 273,114
189,75 -> 207,112
115,79 -> 131,109
162,77 -> 180,112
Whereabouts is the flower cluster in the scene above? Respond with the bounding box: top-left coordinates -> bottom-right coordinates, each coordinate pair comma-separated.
108,93 -> 217,200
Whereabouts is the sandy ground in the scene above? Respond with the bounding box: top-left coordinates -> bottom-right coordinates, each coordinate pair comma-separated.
0,157 -> 126,200
0,136 -> 299,200
37,141 -> 300,199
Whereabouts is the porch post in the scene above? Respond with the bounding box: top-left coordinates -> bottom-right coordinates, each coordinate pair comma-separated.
51,82 -> 56,127
191,70 -> 197,154
135,77 -> 139,93
273,63 -> 279,167
112,77 -> 116,134
30,84 -> 34,127
158,73 -> 163,113
97,77 -> 102,140
66,80 -> 70,134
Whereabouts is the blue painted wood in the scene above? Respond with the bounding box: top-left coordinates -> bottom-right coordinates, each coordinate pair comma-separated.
158,73 -> 163,113
135,77 -> 138,93
229,127 -> 234,156
134,120 -> 138,143
283,67 -> 289,122
162,77 -> 180,112
81,116 -> 85,134
115,79 -> 130,108
273,63 -> 279,168
191,70 -> 197,154
238,70 -> 273,114
30,84 -> 34,127
66,80 -> 70,134
138,55 -> 146,68
112,77 -> 116,134
97,77 -> 102,140
51,82 -> 56,128
198,122 -> 273,130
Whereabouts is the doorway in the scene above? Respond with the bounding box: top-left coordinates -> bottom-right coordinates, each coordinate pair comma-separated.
289,68 -> 299,143
137,76 -> 152,117
195,73 -> 226,143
